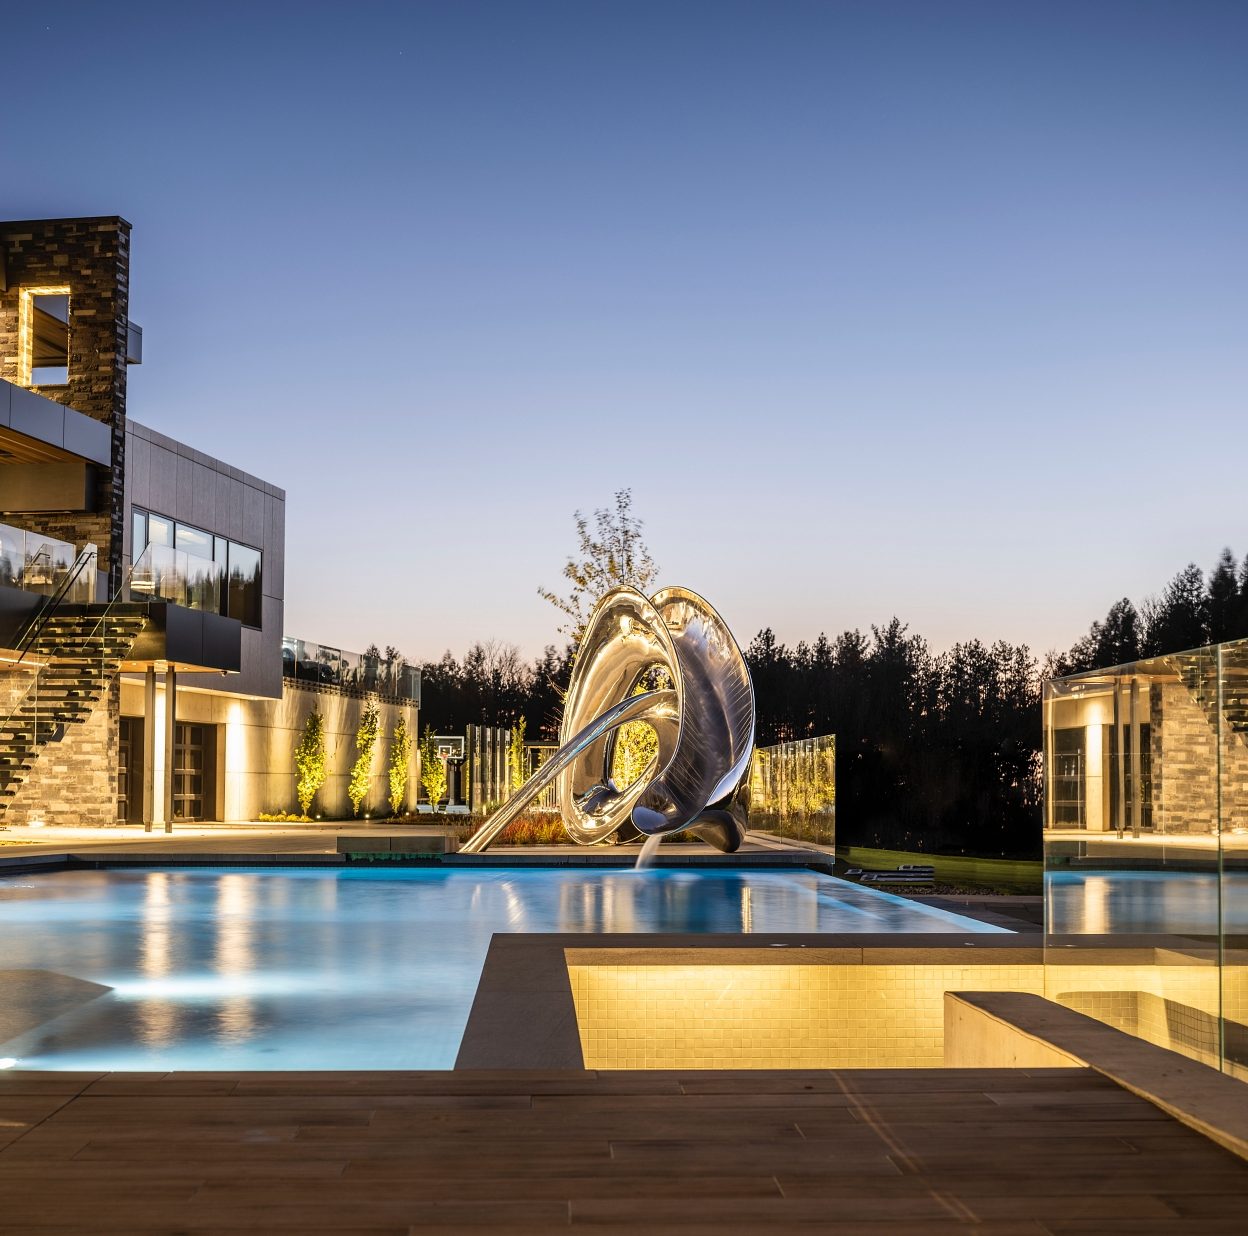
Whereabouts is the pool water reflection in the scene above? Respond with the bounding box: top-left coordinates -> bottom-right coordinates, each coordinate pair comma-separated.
0,866 -> 1004,1070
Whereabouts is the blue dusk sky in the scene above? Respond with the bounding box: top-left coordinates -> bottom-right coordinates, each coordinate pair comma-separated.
3,1 -> 1245,664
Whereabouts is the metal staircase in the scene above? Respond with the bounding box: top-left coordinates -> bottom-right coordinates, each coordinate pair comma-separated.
0,551 -> 151,819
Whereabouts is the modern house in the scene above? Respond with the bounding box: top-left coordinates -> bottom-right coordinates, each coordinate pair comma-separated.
1,216 -> 419,827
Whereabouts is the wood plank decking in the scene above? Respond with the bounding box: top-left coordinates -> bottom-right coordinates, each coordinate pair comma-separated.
2,1067 -> 1247,1233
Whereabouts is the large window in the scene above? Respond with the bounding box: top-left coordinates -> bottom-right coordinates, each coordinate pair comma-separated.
131,507 -> 262,628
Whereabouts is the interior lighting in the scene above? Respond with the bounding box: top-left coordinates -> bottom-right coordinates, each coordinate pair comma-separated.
16,285 -> 71,386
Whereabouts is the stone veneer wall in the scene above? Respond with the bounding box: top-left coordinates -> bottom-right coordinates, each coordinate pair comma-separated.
1,681 -> 119,828
1151,682 -> 1248,834
0,217 -> 131,585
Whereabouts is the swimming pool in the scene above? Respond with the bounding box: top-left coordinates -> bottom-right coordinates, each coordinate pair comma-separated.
0,866 -> 1005,1070
1046,868 -> 1247,936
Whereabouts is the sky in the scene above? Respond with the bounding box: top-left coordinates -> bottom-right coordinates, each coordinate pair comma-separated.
3,1 -> 1245,664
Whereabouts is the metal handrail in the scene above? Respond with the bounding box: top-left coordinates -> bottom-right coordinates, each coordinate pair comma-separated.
13,544 -> 99,665
0,545 -> 154,753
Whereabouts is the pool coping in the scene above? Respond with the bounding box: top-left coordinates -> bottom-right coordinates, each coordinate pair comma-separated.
946,991 -> 1248,1163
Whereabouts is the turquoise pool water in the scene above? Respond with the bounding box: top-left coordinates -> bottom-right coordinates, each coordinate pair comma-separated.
0,866 -> 1005,1070
1046,869 -> 1247,935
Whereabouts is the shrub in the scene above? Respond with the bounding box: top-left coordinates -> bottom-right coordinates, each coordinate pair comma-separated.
419,725 -> 447,811
348,703 -> 381,817
389,717 -> 413,816
293,710 -> 328,817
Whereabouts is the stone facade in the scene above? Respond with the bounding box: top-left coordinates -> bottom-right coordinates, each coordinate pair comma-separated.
0,217 -> 131,585
1151,682 -> 1248,834
1,682 -> 119,828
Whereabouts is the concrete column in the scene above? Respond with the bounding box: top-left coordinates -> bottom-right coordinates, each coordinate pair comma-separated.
163,666 -> 176,834
1129,677 -> 1142,838
142,667 -> 156,832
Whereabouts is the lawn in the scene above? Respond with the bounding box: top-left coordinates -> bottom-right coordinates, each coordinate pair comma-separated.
837,846 -> 1042,895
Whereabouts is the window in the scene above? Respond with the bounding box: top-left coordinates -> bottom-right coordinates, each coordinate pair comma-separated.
132,510 -> 148,557
147,514 -> 173,546
225,541 -> 262,628
130,506 -> 263,628
1050,727 -> 1085,828
175,523 -> 213,559
19,287 -> 71,386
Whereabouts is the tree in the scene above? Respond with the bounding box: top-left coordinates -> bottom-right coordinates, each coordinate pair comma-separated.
1207,548 -> 1240,644
1142,564 -> 1207,656
419,726 -> 447,812
293,709 -> 328,818
1061,598 -> 1141,673
389,716 -> 413,816
507,716 -> 528,793
538,489 -> 659,644
348,703 -> 380,817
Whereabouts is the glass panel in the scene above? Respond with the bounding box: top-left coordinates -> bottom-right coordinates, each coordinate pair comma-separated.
175,522 -> 214,559
1045,645 -> 1224,1072
1219,638 -> 1248,1081
147,514 -> 173,547
748,734 -> 836,849
316,644 -> 342,687
340,650 -> 362,690
226,541 -> 262,627
131,510 -> 147,558
0,524 -> 24,589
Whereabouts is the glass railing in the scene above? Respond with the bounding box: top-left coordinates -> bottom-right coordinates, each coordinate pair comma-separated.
1043,635 -> 1248,1079
0,522 -> 94,603
127,544 -> 224,612
281,636 -> 421,704
0,545 -> 155,795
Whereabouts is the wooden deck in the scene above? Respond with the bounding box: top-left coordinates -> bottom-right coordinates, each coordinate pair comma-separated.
2,1067 -> 1247,1232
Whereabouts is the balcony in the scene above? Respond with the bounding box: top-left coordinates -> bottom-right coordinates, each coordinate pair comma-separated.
0,522 -> 95,604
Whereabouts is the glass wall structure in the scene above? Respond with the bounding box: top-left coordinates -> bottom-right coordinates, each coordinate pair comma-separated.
748,734 -> 836,849
1043,636 -> 1248,1078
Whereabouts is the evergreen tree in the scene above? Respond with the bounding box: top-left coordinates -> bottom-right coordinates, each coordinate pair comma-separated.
293,710 -> 328,818
1142,564 -> 1207,656
1207,548 -> 1240,644
348,703 -> 381,817
388,717 -> 413,816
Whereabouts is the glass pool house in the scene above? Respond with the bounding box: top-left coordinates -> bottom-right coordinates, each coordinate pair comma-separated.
1044,635 -> 1248,1078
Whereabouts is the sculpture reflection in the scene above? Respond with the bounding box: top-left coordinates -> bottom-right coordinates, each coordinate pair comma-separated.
461,586 -> 755,854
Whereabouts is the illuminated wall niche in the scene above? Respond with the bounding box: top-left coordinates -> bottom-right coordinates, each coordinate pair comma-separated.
18,285 -> 72,386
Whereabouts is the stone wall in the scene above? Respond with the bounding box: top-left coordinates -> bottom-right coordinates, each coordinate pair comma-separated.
1,680 -> 120,828
1151,682 -> 1248,834
0,217 -> 131,584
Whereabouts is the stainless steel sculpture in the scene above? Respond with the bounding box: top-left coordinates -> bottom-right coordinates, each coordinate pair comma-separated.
460,586 -> 755,854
